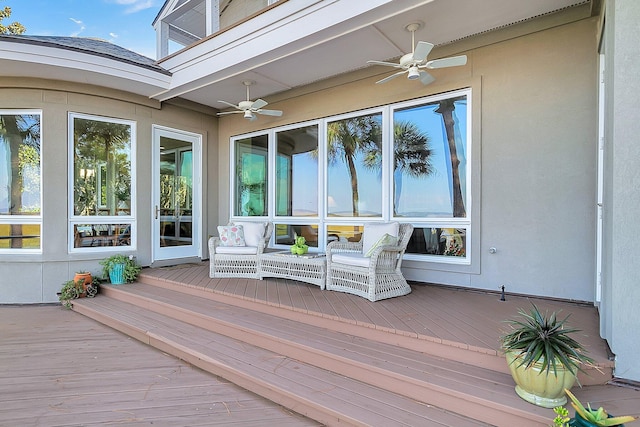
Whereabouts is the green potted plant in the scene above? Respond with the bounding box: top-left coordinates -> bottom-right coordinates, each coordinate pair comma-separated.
500,303 -> 595,408
100,254 -> 142,284
290,234 -> 308,255
58,277 -> 99,308
59,280 -> 83,309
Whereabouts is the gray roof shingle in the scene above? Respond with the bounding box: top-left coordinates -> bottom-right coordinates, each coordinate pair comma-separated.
0,34 -> 171,75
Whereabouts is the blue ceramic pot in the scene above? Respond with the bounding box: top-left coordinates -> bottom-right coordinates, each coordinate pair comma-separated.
108,263 -> 126,284
569,413 -> 626,427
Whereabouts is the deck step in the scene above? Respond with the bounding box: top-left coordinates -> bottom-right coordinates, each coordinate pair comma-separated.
73,282 -> 556,426
73,296 -> 489,427
138,270 -> 612,386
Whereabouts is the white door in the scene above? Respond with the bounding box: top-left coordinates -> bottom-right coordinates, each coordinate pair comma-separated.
152,126 -> 202,261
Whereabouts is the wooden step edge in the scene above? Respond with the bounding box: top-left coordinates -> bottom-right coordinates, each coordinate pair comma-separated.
71,299 -> 151,345
137,274 -> 615,387
145,332 -> 365,427
73,298 -> 487,427
95,286 -> 552,425
136,275 -> 511,373
73,298 -> 362,427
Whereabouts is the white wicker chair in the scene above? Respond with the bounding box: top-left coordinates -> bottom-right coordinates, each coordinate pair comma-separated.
326,223 -> 414,302
209,221 -> 273,279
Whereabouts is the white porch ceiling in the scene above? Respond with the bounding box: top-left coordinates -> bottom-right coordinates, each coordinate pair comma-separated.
154,0 -> 593,110
0,0 -> 594,111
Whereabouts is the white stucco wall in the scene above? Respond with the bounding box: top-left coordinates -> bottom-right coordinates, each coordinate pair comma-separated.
600,0 -> 640,383
217,16 -> 600,302
0,82 -> 216,304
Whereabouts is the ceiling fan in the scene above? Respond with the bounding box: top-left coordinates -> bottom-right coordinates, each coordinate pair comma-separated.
367,22 -> 467,85
217,81 -> 283,121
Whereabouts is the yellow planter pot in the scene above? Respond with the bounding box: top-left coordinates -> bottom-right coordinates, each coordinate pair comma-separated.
506,350 -> 577,408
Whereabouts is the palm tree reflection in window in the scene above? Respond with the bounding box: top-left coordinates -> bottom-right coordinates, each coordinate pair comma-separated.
326,114 -> 433,217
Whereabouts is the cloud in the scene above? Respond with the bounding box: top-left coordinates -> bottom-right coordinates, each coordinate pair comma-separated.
69,18 -> 86,37
109,0 -> 156,14
109,32 -> 118,39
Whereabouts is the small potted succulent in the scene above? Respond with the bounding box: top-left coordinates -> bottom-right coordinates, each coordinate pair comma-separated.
550,388 -> 638,427
290,234 -> 308,255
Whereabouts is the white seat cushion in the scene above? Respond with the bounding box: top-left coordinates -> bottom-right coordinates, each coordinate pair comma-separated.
332,252 -> 371,268
215,245 -> 258,255
233,221 -> 265,247
362,222 -> 399,256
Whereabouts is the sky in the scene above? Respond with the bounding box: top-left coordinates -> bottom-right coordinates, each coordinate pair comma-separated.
6,0 -> 162,59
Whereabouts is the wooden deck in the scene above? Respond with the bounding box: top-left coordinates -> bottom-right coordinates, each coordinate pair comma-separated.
140,262 -> 613,371
0,304 -> 320,426
6,262 -> 639,426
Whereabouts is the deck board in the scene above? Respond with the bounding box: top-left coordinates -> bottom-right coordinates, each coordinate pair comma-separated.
0,305 -> 321,427
20,262 -> 637,426
143,262 -> 612,363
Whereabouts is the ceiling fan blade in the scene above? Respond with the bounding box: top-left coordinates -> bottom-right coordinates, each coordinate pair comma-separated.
375,70 -> 406,84
216,110 -> 244,116
412,41 -> 434,63
257,109 -> 283,117
251,98 -> 268,110
367,60 -> 403,68
426,55 -> 467,69
217,100 -> 241,109
419,71 -> 435,85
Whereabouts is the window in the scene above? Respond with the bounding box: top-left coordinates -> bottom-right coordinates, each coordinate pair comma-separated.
0,111 -> 42,252
327,113 -> 382,217
234,135 -> 268,216
276,125 -> 318,217
392,94 -> 470,261
229,89 -> 471,264
69,113 -> 136,251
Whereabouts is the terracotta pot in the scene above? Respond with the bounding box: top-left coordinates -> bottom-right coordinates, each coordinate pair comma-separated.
73,272 -> 92,298
505,350 -> 577,408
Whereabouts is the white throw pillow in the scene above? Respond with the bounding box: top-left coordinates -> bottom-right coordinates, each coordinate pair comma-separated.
233,221 -> 265,247
217,225 -> 245,247
364,233 -> 398,257
362,222 -> 399,256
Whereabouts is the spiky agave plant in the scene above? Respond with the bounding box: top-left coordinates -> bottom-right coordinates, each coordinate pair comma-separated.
500,303 -> 595,377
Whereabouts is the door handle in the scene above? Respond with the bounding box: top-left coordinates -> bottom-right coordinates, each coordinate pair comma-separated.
155,205 -> 160,219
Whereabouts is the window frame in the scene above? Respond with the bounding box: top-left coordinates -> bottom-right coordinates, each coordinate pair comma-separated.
67,112 -> 137,253
0,109 -> 43,254
228,89 -> 472,265
389,90 -> 472,264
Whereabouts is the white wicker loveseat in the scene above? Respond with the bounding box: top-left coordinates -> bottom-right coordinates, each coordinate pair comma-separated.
326,222 -> 414,301
209,221 -> 273,279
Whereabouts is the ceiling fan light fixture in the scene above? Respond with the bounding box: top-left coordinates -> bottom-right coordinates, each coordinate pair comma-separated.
243,110 -> 255,120
407,66 -> 420,80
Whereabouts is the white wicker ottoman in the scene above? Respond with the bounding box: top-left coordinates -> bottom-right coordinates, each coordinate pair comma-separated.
259,252 -> 326,289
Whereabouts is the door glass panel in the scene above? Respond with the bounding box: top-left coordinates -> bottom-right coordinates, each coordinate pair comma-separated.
159,137 -> 193,247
